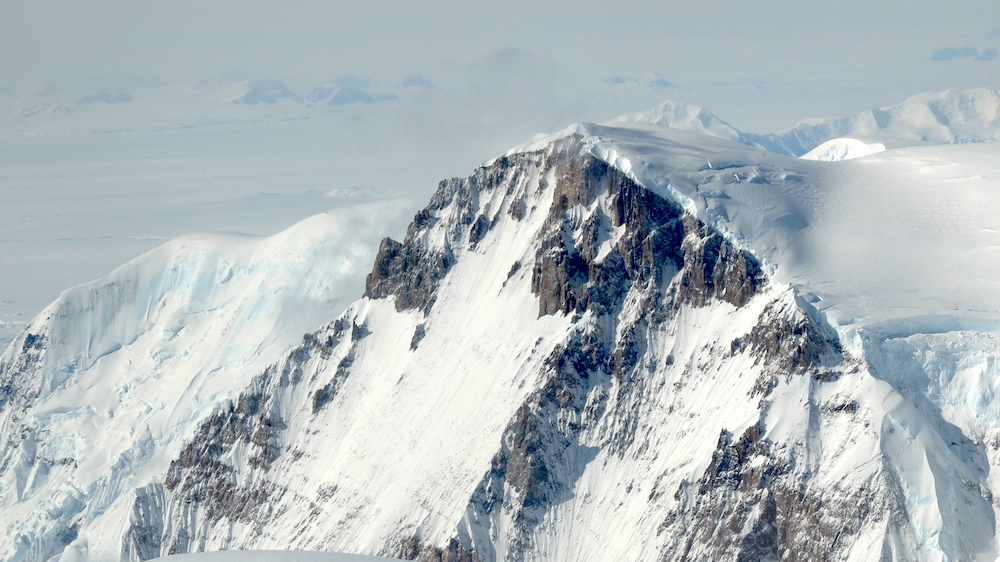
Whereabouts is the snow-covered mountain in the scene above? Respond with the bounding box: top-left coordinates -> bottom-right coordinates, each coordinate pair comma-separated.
606,100 -> 744,143
1,115 -> 999,561
613,87 -> 1000,157
760,87 -> 1000,156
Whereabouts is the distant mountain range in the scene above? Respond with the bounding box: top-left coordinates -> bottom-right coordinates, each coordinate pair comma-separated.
610,87 -> 1000,156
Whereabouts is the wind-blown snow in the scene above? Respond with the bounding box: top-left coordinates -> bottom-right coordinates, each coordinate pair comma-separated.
47,545 -> 402,562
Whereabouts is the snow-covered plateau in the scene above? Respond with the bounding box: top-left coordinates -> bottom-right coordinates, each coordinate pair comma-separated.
1,89 -> 999,562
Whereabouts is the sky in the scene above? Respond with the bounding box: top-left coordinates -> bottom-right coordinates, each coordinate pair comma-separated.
2,0 -> 998,131
0,0 -> 999,346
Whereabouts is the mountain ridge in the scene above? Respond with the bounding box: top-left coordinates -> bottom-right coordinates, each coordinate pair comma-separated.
0,118 -> 998,561
610,87 -> 1000,157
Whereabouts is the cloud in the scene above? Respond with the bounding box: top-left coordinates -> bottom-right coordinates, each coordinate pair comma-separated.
602,72 -> 677,88
930,46 -> 996,61
975,48 -> 998,61
17,102 -> 72,117
232,79 -> 298,104
306,75 -> 400,106
78,90 -> 134,104
399,75 -> 436,89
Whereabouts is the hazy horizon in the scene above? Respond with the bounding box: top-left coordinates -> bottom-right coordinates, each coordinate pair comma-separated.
1,0 -> 999,345
3,1 -> 998,132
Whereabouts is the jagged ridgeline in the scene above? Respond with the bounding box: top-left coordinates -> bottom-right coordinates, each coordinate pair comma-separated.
124,133 -> 846,561
2,132 -> 989,562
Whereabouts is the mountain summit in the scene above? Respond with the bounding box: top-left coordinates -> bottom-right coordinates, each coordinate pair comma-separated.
1,110 -> 999,561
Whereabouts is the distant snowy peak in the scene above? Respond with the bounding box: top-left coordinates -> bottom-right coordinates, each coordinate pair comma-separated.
799,138 -> 886,161
863,87 -> 1000,142
223,79 -> 301,105
767,87 -> 1000,155
614,88 -> 1000,157
606,100 -> 743,142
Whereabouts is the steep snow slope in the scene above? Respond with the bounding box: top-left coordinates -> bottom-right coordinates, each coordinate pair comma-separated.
0,122 -> 998,562
0,206 -> 394,562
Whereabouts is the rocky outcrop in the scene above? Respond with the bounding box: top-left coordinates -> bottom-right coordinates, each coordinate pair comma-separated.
121,485 -> 167,562
460,326 -> 611,562
529,148 -> 765,320
659,424 -> 898,562
387,535 -> 480,562
365,237 -> 454,313
738,299 -> 843,375
0,332 -> 45,414
124,329 -> 342,559
676,216 -> 764,308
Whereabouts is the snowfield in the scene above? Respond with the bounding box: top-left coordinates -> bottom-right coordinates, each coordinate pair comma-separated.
0,88 -> 999,561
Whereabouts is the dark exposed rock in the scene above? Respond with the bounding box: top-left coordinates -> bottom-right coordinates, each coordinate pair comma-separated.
121,484 -> 166,562
468,214 -> 490,247
675,216 -> 764,308
503,261 -> 522,287
410,324 -> 426,351
0,332 -> 46,412
527,145 -> 764,320
312,344 -> 356,413
142,334 -> 336,557
742,300 -> 843,374
661,424 -> 896,562
365,237 -> 454,313
461,326 -> 610,562
365,150 -> 551,314
530,152 -> 684,318
124,133 -> 872,561
350,319 -> 370,341
387,534 -> 481,562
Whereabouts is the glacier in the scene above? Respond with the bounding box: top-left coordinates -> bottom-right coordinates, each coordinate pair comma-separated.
0,102 -> 998,561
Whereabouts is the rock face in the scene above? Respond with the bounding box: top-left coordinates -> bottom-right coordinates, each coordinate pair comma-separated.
0,128 -> 997,562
